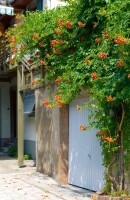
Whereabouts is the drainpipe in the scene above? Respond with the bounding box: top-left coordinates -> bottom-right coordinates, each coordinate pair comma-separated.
37,0 -> 43,10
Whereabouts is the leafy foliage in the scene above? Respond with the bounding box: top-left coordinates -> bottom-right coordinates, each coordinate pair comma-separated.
8,145 -> 17,158
6,0 -> 130,194
8,145 -> 32,160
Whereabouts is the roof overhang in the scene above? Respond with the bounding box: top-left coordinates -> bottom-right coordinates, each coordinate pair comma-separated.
0,0 -> 37,29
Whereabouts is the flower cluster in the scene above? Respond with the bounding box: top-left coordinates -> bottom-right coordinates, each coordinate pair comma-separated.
77,105 -> 81,110
40,60 -> 46,66
32,79 -> 39,85
78,21 -> 85,28
55,95 -> 63,108
97,131 -> 117,143
55,77 -> 62,84
116,60 -> 125,67
97,53 -> 108,60
95,38 -> 101,44
80,125 -> 87,131
106,96 -> 113,102
114,36 -> 129,44
66,21 -> 72,29
91,73 -> 98,80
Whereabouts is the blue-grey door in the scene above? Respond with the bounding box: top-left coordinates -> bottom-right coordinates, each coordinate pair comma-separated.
69,98 -> 105,191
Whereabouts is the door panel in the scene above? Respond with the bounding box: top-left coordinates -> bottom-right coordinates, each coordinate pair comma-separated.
69,98 -> 105,191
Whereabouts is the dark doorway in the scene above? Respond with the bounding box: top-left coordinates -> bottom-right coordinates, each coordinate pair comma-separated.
10,88 -> 17,139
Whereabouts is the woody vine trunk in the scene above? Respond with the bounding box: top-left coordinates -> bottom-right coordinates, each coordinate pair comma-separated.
118,103 -> 125,190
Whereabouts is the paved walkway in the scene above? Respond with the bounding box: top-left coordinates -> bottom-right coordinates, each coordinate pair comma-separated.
0,155 -> 93,200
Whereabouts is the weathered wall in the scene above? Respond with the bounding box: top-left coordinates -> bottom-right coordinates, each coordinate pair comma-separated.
58,105 -> 69,183
35,85 -> 68,183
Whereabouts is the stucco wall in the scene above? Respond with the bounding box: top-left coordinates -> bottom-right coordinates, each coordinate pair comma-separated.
24,115 -> 36,159
24,140 -> 36,160
35,85 -> 68,183
24,115 -> 35,141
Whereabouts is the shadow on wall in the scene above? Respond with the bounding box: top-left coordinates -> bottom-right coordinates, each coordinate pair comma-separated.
35,86 -> 68,182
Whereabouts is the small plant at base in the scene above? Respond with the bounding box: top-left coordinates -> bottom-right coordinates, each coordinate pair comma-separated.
24,154 -> 32,160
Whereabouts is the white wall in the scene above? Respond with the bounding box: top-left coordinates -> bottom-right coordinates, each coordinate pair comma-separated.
50,0 -> 66,9
0,82 -> 10,139
43,0 -> 66,9
24,115 -> 35,142
24,114 -> 36,159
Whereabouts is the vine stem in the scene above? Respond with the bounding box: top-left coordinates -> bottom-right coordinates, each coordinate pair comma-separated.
119,103 -> 125,190
119,103 -> 124,132
105,158 -> 119,191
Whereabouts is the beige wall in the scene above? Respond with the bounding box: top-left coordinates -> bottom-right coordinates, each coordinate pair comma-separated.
35,85 -> 68,183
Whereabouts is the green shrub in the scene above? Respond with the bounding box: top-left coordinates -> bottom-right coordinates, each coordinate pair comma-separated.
8,145 -> 32,160
24,154 -> 32,160
8,145 -> 17,158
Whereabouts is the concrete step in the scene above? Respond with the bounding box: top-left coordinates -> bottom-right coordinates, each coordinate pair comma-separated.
3,147 -> 9,153
4,143 -> 13,147
0,151 -> 8,156
0,148 -> 4,151
4,140 -> 17,147
0,146 -> 9,153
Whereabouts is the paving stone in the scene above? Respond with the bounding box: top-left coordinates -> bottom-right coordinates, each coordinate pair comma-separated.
0,155 -> 93,200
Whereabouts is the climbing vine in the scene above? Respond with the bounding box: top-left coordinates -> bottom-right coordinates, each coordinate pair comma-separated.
6,0 -> 130,195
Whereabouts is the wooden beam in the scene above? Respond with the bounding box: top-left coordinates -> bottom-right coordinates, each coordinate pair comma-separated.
20,83 -> 31,92
17,65 -> 24,167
